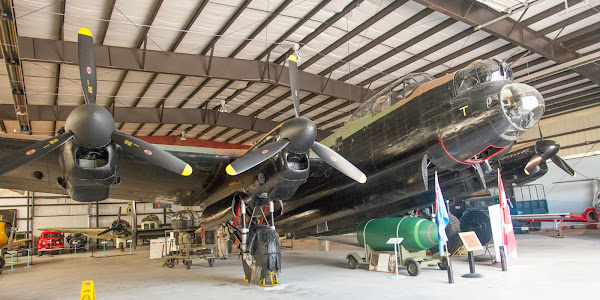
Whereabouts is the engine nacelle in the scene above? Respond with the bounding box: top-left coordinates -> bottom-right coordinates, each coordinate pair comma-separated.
59,140 -> 119,202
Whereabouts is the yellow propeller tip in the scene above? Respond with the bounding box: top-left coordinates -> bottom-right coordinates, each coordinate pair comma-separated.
288,54 -> 297,63
359,174 -> 367,184
524,169 -> 529,175
573,172 -> 576,177
181,164 -> 192,176
226,165 -> 237,176
78,27 -> 93,37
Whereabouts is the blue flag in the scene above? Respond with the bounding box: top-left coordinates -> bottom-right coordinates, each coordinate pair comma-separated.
435,171 -> 449,255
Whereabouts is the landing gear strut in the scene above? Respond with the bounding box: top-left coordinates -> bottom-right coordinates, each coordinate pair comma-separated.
237,198 -> 281,286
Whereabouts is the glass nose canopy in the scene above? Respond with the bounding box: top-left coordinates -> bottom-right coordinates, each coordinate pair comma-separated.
500,83 -> 545,131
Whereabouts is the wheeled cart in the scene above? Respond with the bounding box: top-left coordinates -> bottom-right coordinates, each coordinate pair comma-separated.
346,244 -> 447,276
162,229 -> 218,269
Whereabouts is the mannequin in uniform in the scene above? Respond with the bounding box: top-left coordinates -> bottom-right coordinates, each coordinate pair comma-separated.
217,224 -> 230,259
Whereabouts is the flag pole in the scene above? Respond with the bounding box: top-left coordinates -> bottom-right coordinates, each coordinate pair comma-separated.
444,197 -> 454,284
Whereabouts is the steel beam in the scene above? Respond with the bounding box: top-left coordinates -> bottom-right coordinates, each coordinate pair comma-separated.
19,37 -> 374,103
0,104 -> 332,139
412,0 -> 600,86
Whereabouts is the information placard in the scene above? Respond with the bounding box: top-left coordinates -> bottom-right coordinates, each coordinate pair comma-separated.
458,231 -> 484,252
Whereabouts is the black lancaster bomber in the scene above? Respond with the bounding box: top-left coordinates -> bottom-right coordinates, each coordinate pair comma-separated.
0,28 -> 576,285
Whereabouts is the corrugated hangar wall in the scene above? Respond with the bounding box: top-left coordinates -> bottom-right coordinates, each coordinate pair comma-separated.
517,106 -> 600,158
0,190 -> 200,240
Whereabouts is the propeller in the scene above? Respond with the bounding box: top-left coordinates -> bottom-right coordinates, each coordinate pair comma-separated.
524,140 -> 575,177
0,27 -> 192,179
98,207 -> 132,236
226,54 -> 366,184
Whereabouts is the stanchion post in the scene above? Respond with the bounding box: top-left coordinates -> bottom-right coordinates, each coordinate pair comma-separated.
499,245 -> 507,271
25,249 -> 32,268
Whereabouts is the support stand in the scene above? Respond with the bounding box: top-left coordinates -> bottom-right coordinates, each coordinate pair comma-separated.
101,241 -> 107,256
25,249 -> 32,268
127,240 -> 133,254
385,238 -> 404,279
8,251 -> 15,271
73,241 -> 78,254
461,251 -> 483,278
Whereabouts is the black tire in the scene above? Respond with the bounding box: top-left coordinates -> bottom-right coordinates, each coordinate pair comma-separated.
0,256 -> 5,269
406,259 -> 421,276
186,260 -> 192,269
165,259 -> 175,268
348,256 -> 358,269
38,252 -> 43,257
430,213 -> 462,255
460,210 -> 492,245
208,258 -> 215,267
438,256 -> 448,270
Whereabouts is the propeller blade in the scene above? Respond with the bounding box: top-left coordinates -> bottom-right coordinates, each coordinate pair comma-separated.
111,131 -> 192,176
117,206 -> 122,222
311,141 -> 366,183
97,228 -> 112,236
6,223 -> 14,251
524,153 -> 543,175
0,132 -> 74,176
77,28 -> 97,104
226,139 -> 290,176
132,201 -> 138,249
551,155 -> 576,177
288,55 -> 300,118
123,229 -> 132,237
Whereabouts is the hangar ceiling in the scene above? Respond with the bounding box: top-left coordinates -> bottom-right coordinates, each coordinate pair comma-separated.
0,0 -> 598,148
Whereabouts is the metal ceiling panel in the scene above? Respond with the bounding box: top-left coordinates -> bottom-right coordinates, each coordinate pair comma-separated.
30,120 -> 53,136
102,0 -> 157,48
13,0 -> 60,40
136,73 -> 183,107
173,1 -> 241,56
21,62 -> 56,105
57,64 -> 85,106
114,71 -> 156,107
0,62 -> 13,104
120,122 -> 142,135
97,68 -> 127,107
63,0 -> 107,42
144,0 -> 199,51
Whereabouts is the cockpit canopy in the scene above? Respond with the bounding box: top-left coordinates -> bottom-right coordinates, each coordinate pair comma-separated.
454,59 -> 513,96
347,73 -> 434,123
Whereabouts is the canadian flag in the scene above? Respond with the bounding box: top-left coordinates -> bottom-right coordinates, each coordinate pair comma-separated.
498,169 -> 518,260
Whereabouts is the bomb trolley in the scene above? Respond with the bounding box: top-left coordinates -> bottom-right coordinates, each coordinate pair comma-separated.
346,217 -> 448,276
162,229 -> 218,269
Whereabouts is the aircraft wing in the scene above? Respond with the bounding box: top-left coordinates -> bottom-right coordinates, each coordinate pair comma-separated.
0,137 -> 239,206
511,213 -> 588,222
1,238 -> 29,250
136,226 -> 173,239
39,228 -> 115,239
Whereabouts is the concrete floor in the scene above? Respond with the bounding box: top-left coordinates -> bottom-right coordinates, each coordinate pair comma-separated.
0,229 -> 598,299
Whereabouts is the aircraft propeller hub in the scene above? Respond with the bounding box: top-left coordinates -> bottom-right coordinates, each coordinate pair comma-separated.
65,104 -> 116,148
535,140 -> 559,159
280,117 -> 317,153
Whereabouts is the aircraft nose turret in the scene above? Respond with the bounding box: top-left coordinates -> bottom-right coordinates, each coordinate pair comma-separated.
499,83 -> 545,131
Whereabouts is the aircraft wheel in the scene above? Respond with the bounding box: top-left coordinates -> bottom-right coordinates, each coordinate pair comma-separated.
186,260 -> 192,269
38,252 -> 43,257
406,259 -> 421,276
0,256 -> 5,269
348,256 -> 358,269
208,258 -> 215,267
165,259 -> 175,268
438,256 -> 448,270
